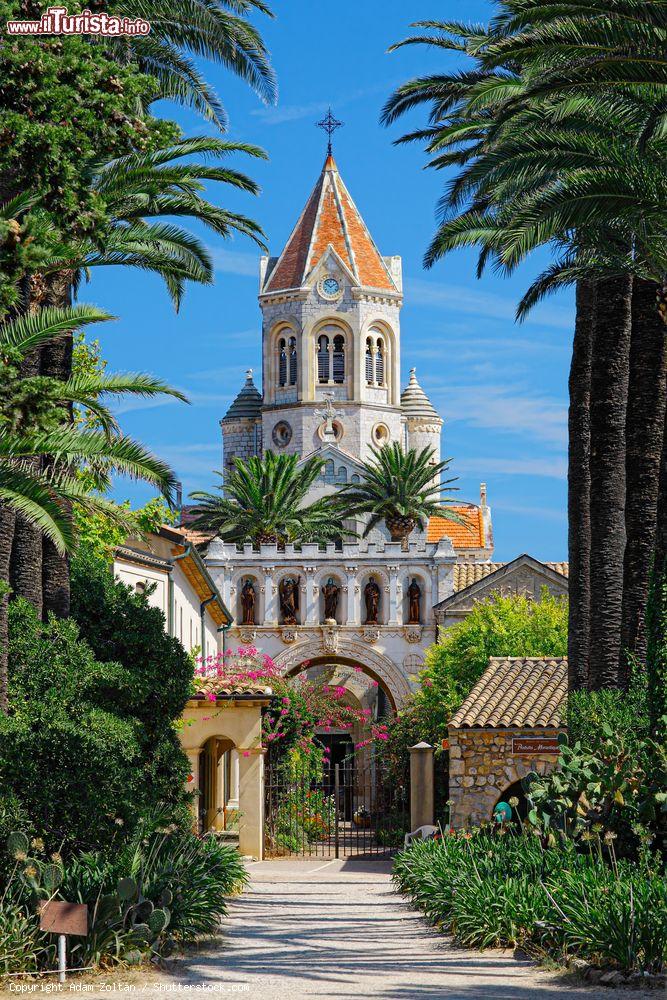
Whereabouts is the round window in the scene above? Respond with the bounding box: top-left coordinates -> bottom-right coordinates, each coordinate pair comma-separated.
372,423 -> 390,445
272,421 -> 293,448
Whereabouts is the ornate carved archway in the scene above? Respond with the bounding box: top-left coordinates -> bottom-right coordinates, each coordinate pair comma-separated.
272,637 -> 412,711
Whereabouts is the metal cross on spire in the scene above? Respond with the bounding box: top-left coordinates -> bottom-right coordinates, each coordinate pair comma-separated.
316,108 -> 343,155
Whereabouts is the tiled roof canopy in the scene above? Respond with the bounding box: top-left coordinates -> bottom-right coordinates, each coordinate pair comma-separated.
264,154 -> 397,293
453,560 -> 569,592
222,369 -> 262,422
400,368 -> 442,423
192,677 -> 273,701
450,657 -> 568,729
427,507 -> 485,548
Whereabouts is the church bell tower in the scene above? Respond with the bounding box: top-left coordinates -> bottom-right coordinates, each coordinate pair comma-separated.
256,150 -> 404,466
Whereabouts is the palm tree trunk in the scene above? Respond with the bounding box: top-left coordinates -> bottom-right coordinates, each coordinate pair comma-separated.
41,331 -> 74,618
588,272 -> 633,690
620,279 -> 667,684
8,348 -> 43,615
646,404 -> 667,741
0,506 -> 16,714
567,279 -> 595,690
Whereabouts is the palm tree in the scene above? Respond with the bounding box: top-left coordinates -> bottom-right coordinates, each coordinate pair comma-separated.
107,0 -> 277,130
383,12 -> 667,689
190,452 -> 345,547
337,444 -> 458,546
0,303 -> 186,631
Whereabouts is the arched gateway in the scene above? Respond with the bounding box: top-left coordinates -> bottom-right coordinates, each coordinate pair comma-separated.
272,637 -> 412,711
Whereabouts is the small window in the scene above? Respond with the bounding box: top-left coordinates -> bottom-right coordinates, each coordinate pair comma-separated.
375,338 -> 385,385
332,335 -> 345,384
318,335 -> 330,383
278,337 -> 287,387
289,336 -> 297,386
337,466 -> 347,483
351,474 -> 360,484
135,580 -> 146,595
323,459 -> 335,484
365,338 -> 374,384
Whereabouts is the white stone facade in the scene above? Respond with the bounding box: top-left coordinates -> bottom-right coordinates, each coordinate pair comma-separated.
206,153 -> 494,708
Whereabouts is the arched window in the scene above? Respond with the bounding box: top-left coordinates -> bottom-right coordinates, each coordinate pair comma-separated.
336,466 -> 347,483
365,338 -> 374,384
278,337 -> 287,387
318,335 -> 329,383
323,459 -> 335,484
351,474 -> 360,484
375,338 -> 385,385
332,334 -> 345,384
288,336 -> 297,386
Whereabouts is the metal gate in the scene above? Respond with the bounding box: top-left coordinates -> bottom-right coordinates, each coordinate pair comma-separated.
264,755 -> 409,857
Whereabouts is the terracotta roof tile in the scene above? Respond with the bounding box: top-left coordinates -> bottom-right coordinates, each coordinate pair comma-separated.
427,507 -> 485,548
193,678 -> 273,700
452,561 -> 569,592
449,657 -> 568,729
265,154 -> 396,293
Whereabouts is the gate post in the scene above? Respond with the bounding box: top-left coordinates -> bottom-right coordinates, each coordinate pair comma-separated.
409,742 -> 435,831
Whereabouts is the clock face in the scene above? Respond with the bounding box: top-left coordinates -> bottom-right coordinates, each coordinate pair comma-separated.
321,277 -> 340,297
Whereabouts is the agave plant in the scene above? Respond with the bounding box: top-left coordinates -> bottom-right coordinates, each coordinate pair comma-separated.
338,443 -> 458,544
190,451 -> 346,547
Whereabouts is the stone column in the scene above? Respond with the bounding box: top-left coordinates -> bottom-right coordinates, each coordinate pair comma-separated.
345,566 -> 359,624
305,566 -> 317,624
409,742 -> 435,831
237,748 -> 265,860
185,748 -> 203,832
388,565 -> 399,625
263,567 -> 276,624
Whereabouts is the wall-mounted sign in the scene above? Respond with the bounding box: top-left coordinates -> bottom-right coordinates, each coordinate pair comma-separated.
512,736 -> 560,755
39,900 -> 88,937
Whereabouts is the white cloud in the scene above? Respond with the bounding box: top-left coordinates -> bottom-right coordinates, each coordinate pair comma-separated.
428,380 -> 567,449
454,456 -> 567,479
406,276 -> 573,331
210,247 -> 259,277
251,100 -> 331,126
494,502 -> 566,522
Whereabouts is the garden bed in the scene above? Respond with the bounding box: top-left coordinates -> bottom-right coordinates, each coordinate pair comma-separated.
392,830 -> 666,978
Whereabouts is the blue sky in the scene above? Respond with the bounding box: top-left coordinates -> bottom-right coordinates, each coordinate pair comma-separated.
91,0 -> 571,562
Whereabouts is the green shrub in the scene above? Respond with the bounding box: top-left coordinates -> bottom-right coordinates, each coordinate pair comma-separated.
393,830 -> 667,973
0,903 -> 48,976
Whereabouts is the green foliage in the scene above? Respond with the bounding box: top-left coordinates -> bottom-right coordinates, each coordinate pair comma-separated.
2,579 -> 192,850
393,831 -> 666,973
191,451 -> 344,546
338,442 -> 458,539
384,592 -> 568,790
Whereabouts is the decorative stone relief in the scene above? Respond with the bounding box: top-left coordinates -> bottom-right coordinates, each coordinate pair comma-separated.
404,625 -> 423,644
320,625 -> 339,654
280,627 -> 298,644
362,626 -> 380,644
238,627 -> 257,644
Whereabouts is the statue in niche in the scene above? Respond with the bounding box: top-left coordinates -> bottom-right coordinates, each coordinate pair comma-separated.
279,576 -> 300,625
364,577 -> 381,625
322,578 -> 340,622
407,578 -> 422,624
240,578 -> 256,625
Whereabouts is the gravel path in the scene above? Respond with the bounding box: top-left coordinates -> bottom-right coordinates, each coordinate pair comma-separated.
144,856 -> 632,999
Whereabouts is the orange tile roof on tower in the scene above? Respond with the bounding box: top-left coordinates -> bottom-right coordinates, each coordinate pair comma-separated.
427,506 -> 485,548
265,154 -> 397,293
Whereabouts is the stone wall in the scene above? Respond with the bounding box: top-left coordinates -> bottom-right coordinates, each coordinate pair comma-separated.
447,726 -> 563,827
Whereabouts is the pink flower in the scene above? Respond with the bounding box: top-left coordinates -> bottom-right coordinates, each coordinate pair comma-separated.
280,709 -> 289,716
371,680 -> 379,687
242,751 -> 251,758
206,692 -> 216,702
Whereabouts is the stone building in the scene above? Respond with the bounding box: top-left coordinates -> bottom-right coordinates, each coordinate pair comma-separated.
197,150 -> 567,718
448,657 -> 567,826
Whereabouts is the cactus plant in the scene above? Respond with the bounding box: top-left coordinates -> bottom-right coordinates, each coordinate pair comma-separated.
7,831 -> 29,857
132,922 -> 152,942
148,908 -> 170,936
117,877 -> 138,902
159,888 -> 173,907
42,863 -> 63,893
